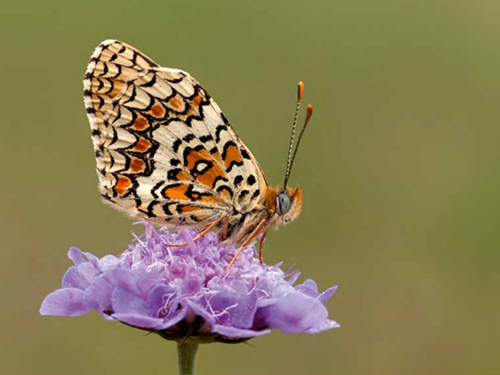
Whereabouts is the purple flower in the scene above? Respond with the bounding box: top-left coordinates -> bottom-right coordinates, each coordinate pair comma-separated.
40,223 -> 339,342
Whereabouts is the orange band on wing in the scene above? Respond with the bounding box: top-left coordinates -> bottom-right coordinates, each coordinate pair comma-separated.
163,184 -> 189,200
130,158 -> 146,173
223,143 -> 243,169
180,205 -> 199,213
184,148 -> 227,188
132,117 -> 150,131
169,97 -> 182,110
114,176 -> 132,196
163,184 -> 224,204
150,103 -> 166,118
108,81 -> 126,99
133,138 -> 152,152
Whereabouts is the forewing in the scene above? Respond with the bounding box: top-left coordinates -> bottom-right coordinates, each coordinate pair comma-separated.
83,40 -> 267,225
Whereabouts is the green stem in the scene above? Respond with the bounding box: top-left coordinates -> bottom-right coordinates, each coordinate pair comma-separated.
177,341 -> 199,375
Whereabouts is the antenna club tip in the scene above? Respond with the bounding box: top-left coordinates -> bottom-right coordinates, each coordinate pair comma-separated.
298,81 -> 305,100
305,104 -> 314,124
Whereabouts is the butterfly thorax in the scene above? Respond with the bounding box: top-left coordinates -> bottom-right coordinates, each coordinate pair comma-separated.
219,184 -> 302,244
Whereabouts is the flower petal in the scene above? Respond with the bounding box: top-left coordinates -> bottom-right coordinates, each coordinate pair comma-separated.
98,255 -> 120,270
138,272 -> 162,297
40,288 -> 91,316
62,266 -> 90,290
112,313 -> 166,329
318,286 -> 338,305
187,300 -> 215,326
112,287 -> 148,315
84,275 -> 114,311
82,251 -> 100,268
212,325 -> 271,338
146,284 -> 175,316
156,306 -> 189,330
304,319 -> 340,333
287,271 -> 302,285
295,279 -> 319,297
68,247 -> 85,265
265,291 -> 329,333
105,268 -> 140,294
113,301 -> 188,330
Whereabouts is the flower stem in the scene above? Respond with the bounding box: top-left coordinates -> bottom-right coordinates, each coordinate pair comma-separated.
177,341 -> 199,375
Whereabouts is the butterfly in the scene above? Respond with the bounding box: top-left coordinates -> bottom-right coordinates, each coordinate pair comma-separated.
83,40 -> 313,270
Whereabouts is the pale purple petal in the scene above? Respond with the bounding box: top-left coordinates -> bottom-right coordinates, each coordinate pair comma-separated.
146,284 -> 175,316
295,279 -> 319,297
304,319 -> 340,333
318,286 -> 338,305
112,287 -> 148,315
212,325 -> 271,338
62,263 -> 99,290
208,281 -> 258,329
68,247 -> 85,265
155,306 -> 189,330
265,291 -> 329,333
98,255 -> 120,270
112,314 -> 167,329
84,275 -> 113,311
287,271 -> 302,285
186,301 -> 216,326
82,251 -> 100,269
40,288 -> 90,316
138,272 -> 162,297
62,266 -> 89,290
105,268 -> 140,295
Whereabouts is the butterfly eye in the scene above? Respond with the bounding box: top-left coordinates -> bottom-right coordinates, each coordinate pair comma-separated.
276,192 -> 291,216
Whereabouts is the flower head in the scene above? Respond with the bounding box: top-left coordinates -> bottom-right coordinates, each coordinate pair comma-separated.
40,223 -> 339,342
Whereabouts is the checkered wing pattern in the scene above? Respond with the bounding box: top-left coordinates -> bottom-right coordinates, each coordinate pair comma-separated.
84,40 -> 268,226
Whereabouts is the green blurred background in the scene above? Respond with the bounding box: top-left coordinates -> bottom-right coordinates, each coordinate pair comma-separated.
2,0 -> 499,374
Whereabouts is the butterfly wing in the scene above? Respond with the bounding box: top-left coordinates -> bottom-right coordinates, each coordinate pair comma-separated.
83,40 -> 268,226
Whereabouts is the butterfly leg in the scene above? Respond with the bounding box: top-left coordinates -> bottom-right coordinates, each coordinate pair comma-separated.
258,230 -> 268,264
167,214 -> 229,247
226,218 -> 267,272
220,215 -> 230,242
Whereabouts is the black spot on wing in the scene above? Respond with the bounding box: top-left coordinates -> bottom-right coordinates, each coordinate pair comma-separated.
151,181 -> 164,198
215,124 -> 228,143
172,139 -> 182,153
240,148 -> 251,160
233,175 -> 243,187
200,135 -> 213,143
190,214 -> 204,222
163,202 -> 175,216
251,189 -> 260,200
238,190 -> 249,201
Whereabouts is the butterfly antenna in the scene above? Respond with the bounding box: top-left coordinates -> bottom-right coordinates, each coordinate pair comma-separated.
287,104 -> 313,181
284,81 -> 304,188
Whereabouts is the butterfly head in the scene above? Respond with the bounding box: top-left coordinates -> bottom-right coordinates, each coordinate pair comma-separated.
275,185 -> 302,224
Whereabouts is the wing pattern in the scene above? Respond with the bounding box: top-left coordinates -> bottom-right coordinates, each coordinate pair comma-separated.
83,40 -> 268,226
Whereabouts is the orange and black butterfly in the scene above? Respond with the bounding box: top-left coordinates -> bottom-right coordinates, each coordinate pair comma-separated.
84,40 -> 313,269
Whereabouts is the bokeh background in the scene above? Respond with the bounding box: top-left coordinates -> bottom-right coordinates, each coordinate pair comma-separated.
2,0 -> 500,374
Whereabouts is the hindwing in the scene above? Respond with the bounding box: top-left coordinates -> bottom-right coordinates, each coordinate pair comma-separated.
84,40 -> 268,226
